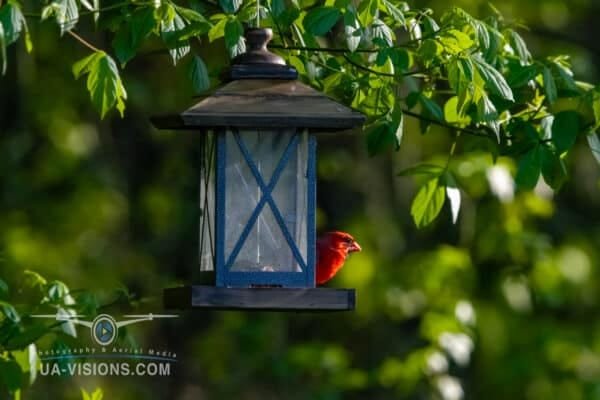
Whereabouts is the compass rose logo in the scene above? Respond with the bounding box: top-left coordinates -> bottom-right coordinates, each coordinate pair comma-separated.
31,312 -> 178,346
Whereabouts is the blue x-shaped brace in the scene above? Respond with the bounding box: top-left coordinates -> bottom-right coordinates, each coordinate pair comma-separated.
224,130 -> 307,271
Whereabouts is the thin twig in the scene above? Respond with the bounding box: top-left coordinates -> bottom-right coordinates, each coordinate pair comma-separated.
270,44 -> 379,53
343,54 -> 428,79
402,108 -> 494,140
68,30 -> 102,52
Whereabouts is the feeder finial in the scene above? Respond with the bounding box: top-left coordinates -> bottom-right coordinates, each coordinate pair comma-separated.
225,28 -> 298,81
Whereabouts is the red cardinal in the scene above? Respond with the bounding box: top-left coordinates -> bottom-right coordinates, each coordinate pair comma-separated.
316,231 -> 362,285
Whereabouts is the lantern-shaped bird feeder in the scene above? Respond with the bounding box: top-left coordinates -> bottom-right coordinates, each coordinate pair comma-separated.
152,28 -> 364,311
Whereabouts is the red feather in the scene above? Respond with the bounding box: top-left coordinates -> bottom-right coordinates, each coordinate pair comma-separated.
316,231 -> 361,285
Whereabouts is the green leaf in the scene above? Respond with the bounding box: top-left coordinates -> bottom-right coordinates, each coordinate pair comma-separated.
507,63 -> 537,88
382,0 -> 405,26
12,344 -> 38,385
162,11 -> 191,65
73,51 -> 128,119
343,11 -> 360,52
113,7 -> 157,66
0,278 -> 7,298
208,15 -> 227,42
55,0 -> 79,35
372,19 -> 394,46
174,5 -> 210,23
515,145 -> 541,190
551,58 -> 578,92
224,17 -> 244,56
391,106 -> 404,149
477,94 -> 498,123
398,163 -> 444,177
439,29 -> 474,54
542,66 -> 557,104
304,6 -> 341,36
4,323 -> 50,350
419,39 -> 443,62
0,2 -> 27,45
421,15 -> 439,34
444,96 -> 471,125
190,55 -> 210,93
366,111 -> 403,156
419,94 -> 443,121
551,111 -> 580,154
0,359 -> 22,392
473,56 -> 514,101
219,0 -> 242,14
411,177 -> 446,228
22,270 -> 47,289
587,132 -> 600,165
443,172 -> 461,224
357,0 -> 378,27
0,301 -> 20,323
540,144 -> 567,189
508,29 -> 531,65
474,20 -> 490,51
0,23 -> 6,75
81,388 -> 104,400
271,0 -> 285,18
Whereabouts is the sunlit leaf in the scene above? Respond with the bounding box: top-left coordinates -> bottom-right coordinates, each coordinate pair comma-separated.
0,23 -> 6,75
444,172 -> 461,224
383,0 -> 405,26
0,300 -> 20,323
411,177 -> 446,228
587,132 -> 600,165
473,56 -> 514,101
444,97 -> 471,125
0,1 -> 27,45
398,163 -> 444,177
343,11 -> 361,52
357,0 -> 378,27
73,51 -> 127,118
508,29 -> 531,65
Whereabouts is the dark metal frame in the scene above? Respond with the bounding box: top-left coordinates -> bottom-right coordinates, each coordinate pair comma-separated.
214,128 -> 316,288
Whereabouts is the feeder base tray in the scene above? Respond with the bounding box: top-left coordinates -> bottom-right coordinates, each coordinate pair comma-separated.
163,286 -> 355,311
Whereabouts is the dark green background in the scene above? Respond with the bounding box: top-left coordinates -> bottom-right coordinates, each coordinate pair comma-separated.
1,0 -> 600,398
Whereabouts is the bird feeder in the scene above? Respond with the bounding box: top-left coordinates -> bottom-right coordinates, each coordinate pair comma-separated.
152,28 -> 364,311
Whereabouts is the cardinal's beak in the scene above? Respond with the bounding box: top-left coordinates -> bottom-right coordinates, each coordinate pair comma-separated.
348,241 -> 362,253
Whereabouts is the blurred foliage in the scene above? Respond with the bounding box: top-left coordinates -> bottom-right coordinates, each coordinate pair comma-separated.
1,0 -> 600,399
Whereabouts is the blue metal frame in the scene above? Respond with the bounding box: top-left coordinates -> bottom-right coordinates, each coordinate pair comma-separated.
215,130 -> 227,287
306,133 -> 317,287
214,128 -> 316,288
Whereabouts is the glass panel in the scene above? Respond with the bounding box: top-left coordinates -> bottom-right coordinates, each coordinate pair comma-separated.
199,132 -> 215,271
224,129 -> 308,273
230,206 -> 296,272
271,130 -> 308,270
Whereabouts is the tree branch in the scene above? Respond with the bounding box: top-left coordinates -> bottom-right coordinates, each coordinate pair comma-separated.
402,108 -> 495,140
343,54 -> 429,79
67,30 -> 102,53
